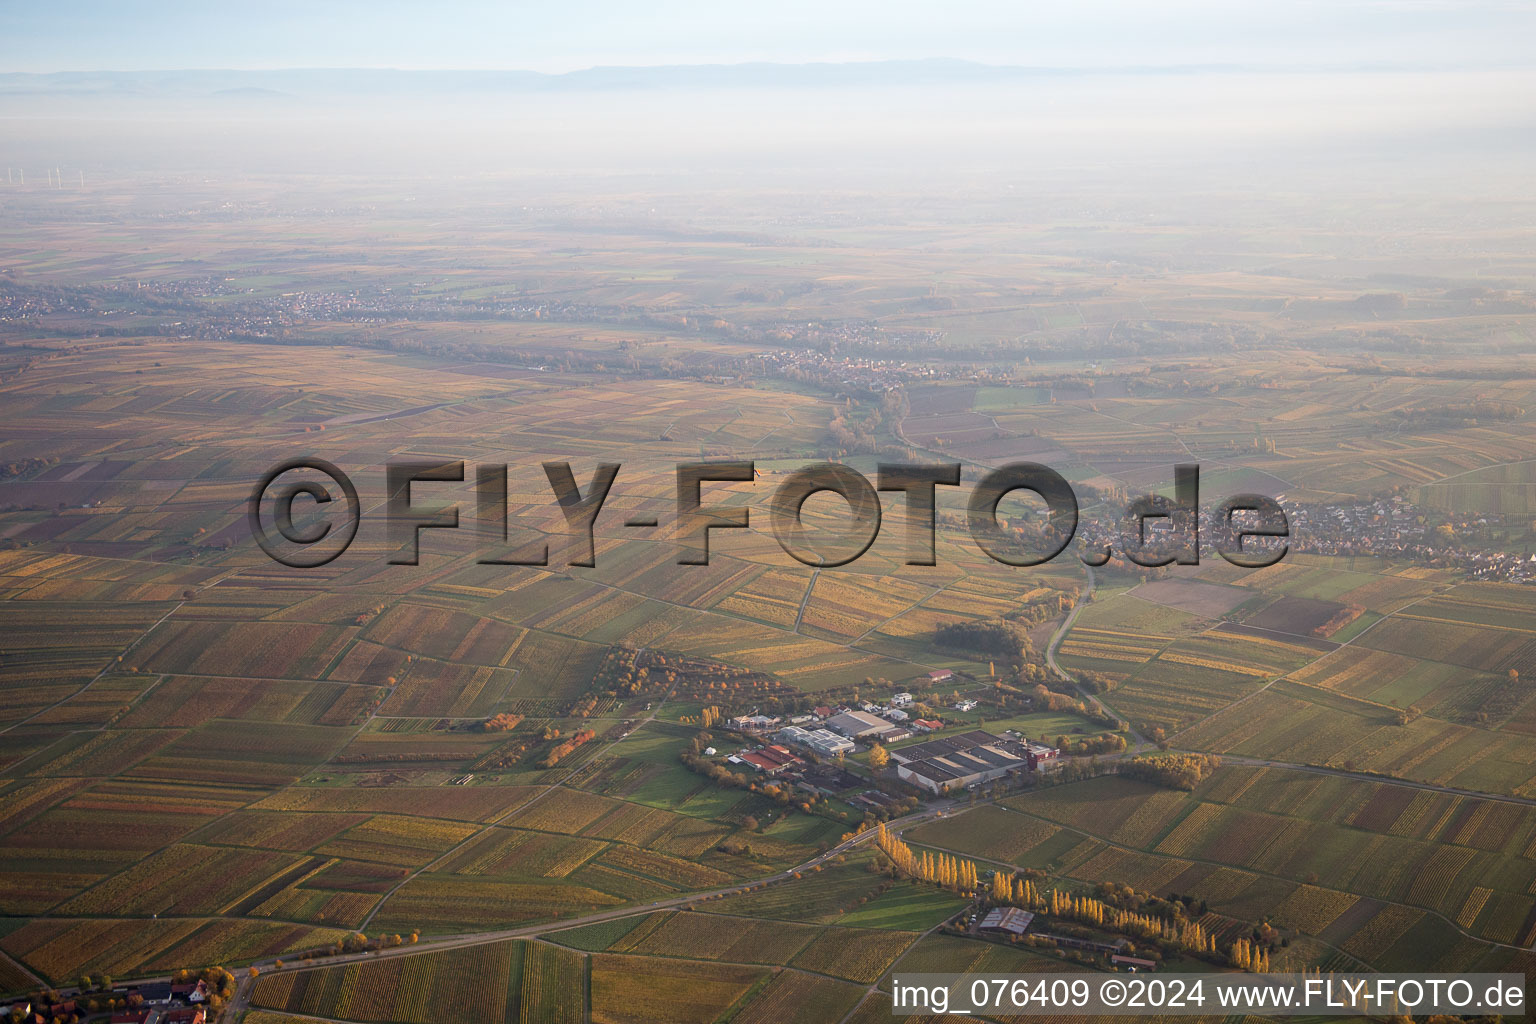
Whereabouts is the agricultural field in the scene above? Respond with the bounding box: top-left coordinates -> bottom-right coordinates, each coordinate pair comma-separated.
703,861 -> 904,923
589,953 -> 766,1024
907,767 -> 1536,968
787,926 -> 918,982
3,159 -> 1536,1014
1,917 -> 352,984
1177,681 -> 1536,796
1125,580 -> 1254,619
1070,563 -> 1536,753
729,970 -> 866,1024
250,939 -> 581,1023
615,911 -> 821,963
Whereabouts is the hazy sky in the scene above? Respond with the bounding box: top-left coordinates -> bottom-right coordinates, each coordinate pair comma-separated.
4,0 -> 1534,73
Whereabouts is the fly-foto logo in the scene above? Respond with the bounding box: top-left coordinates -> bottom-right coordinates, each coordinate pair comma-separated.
249,459 -> 1288,570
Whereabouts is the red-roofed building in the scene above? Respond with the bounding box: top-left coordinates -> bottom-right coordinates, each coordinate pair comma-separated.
912,718 -> 943,732
1025,742 -> 1060,770
736,744 -> 802,774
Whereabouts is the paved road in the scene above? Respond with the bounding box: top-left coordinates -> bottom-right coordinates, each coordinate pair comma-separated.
1043,565 -> 1149,750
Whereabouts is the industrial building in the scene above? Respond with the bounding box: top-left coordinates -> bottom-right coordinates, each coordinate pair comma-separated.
891,729 -> 1050,795
775,724 -> 855,757
826,709 -> 894,739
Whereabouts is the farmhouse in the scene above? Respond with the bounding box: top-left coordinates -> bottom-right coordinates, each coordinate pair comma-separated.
928,669 -> 954,683
129,983 -> 173,1003
826,709 -> 894,739
979,906 -> 1035,936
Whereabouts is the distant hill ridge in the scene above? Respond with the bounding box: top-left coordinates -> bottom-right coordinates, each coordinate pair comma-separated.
0,59 -> 1293,99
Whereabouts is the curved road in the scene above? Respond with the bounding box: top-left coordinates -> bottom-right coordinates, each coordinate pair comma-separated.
1043,565 -> 1148,750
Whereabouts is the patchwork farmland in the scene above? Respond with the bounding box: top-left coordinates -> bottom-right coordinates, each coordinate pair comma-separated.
3,163 -> 1536,1022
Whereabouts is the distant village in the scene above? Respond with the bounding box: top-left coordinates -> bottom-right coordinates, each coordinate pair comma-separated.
1280,495 -> 1536,583
10,276 -> 1536,584
1067,494 -> 1536,585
